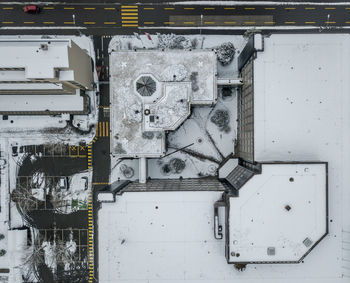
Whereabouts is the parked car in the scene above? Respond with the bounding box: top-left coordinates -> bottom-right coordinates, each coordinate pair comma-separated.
23,5 -> 40,14
59,177 -> 68,190
11,146 -> 18,157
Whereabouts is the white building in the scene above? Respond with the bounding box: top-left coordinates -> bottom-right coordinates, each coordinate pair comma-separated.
97,33 -> 350,283
0,39 -> 94,115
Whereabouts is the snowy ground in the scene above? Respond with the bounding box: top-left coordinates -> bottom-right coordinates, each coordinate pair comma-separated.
110,34 -> 242,183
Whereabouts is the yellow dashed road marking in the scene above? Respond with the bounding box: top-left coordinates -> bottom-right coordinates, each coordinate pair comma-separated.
2,7 -> 13,10
204,21 -> 215,24
325,7 -> 336,10
224,7 -> 235,10
305,7 -> 316,10
122,24 -> 138,27
264,7 -> 275,10
285,7 -> 296,10
84,22 -> 96,24
305,21 -> 316,24
264,21 -> 275,24
84,7 -> 96,10
64,7 -> 75,10
104,22 -> 116,24
2,21 -> 13,24
144,7 -> 154,10
164,7 -> 175,10
43,21 -> 55,24
285,21 -> 296,24
325,21 -> 336,24
184,7 -> 195,10
64,22 -> 74,24
104,7 -> 115,10
224,21 -> 236,24
43,7 -> 54,10
121,5 -> 137,8
204,7 -> 215,10
24,21 -> 35,24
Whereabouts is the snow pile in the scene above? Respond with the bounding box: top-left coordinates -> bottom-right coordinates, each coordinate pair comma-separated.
157,33 -> 192,49
215,42 -> 236,66
160,64 -> 188,82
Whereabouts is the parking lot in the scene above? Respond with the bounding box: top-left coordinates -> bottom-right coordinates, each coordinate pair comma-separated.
20,144 -> 87,158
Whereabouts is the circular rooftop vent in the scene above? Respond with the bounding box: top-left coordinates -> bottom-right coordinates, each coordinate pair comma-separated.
136,76 -> 156,97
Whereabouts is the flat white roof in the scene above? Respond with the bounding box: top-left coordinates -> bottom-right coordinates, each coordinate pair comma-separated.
0,91 -> 84,113
228,163 -> 327,263
0,40 -> 70,79
98,191 -> 226,283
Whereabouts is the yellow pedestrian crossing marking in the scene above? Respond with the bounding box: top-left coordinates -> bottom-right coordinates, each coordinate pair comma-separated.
96,122 -> 109,137
87,182 -> 94,282
121,5 -> 138,27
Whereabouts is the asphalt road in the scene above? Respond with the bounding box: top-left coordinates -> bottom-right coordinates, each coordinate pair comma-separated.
1,3 -> 350,35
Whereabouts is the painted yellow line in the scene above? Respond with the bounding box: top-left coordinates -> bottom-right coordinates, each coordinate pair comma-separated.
325,7 -> 336,10
164,7 -> 175,10
104,7 -> 116,10
43,7 -> 54,10
244,7 -> 255,10
104,22 -> 116,24
122,24 -> 139,27
264,7 -> 275,10
285,21 -> 296,24
24,21 -> 35,24
204,21 -> 215,24
325,21 -> 336,24
285,7 -> 296,10
103,121 -> 106,137
2,7 -> 13,10
224,7 -> 235,10
64,7 -> 75,10
305,7 -> 316,10
346,7 -> 350,10
264,21 -> 275,24
164,21 -> 175,24
99,122 -> 102,136
144,7 -> 154,10
121,9 -> 138,12
144,21 -> 155,24
224,21 -> 236,24
122,17 -> 138,19
121,13 -> 138,15
106,122 -> 109,137
305,21 -> 316,24
184,7 -> 195,10
204,7 -> 215,10
184,21 -> 195,24
122,5 -> 138,8
84,7 -> 96,10
346,21 -> 350,23
84,22 -> 96,24
64,22 -> 74,24
245,21 -> 256,24
43,22 -> 55,24
2,21 -> 13,24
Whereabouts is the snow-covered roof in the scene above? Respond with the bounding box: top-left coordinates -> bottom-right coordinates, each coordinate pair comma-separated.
98,190 -> 226,282
0,90 -> 85,114
227,163 -> 327,263
110,50 -> 217,158
0,38 -> 93,91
